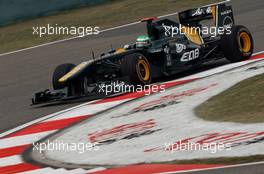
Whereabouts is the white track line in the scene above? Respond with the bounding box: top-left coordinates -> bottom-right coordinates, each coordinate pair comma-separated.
0,0 -> 230,57
0,101 -> 94,138
0,99 -> 128,138
19,167 -> 56,174
254,50 -> 264,55
0,131 -> 55,149
0,155 -> 22,167
46,99 -> 127,121
19,167 -> 97,174
179,58 -> 263,81
85,167 -> 106,173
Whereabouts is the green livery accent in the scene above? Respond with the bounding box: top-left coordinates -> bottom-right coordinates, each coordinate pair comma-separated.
136,35 -> 150,42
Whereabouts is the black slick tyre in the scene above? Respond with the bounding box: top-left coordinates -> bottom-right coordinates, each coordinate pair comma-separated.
121,53 -> 152,85
52,63 -> 75,90
221,25 -> 254,62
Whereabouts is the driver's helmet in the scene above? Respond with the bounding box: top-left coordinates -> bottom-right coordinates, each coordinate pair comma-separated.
136,35 -> 151,48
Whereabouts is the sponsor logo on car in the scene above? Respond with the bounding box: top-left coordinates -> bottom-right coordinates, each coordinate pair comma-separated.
192,7 -> 212,16
181,48 -> 200,62
223,16 -> 234,28
175,43 -> 186,53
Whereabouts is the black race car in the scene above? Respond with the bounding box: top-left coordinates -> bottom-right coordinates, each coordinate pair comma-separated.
32,1 -> 254,105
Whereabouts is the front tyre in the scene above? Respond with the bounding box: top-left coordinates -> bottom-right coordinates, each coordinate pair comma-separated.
221,25 -> 254,62
52,63 -> 83,96
121,53 -> 152,85
52,63 -> 75,90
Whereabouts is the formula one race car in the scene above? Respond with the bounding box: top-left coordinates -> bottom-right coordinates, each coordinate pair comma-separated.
32,1 -> 254,105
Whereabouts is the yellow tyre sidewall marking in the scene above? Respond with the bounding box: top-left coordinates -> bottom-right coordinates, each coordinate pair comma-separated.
239,32 -> 251,53
136,57 -> 150,82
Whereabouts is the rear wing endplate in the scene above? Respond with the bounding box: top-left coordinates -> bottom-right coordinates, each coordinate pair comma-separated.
178,0 -> 234,28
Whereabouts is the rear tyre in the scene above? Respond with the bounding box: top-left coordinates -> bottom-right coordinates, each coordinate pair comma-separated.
52,63 -> 75,90
221,25 -> 254,62
121,53 -> 152,85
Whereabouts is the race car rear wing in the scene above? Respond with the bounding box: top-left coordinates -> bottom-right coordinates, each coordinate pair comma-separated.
178,1 -> 234,28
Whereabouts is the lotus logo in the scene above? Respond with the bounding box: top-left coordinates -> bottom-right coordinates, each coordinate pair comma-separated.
176,43 -> 186,53
223,16 -> 233,28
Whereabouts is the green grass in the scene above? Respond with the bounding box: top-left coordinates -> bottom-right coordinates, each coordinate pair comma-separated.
0,0 -> 219,54
195,73 -> 264,123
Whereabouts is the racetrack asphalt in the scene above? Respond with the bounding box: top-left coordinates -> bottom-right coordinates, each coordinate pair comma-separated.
0,0 -> 263,158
